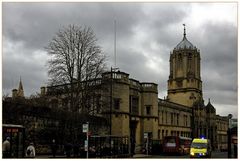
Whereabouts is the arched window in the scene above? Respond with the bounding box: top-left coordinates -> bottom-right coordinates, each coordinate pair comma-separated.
188,53 -> 192,70
178,54 -> 182,68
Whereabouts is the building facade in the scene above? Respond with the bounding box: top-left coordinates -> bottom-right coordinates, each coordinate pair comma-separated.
9,26 -> 229,153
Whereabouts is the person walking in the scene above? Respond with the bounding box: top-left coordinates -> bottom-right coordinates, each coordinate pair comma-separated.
51,139 -> 57,158
64,142 -> 72,158
130,137 -> 136,157
2,137 -> 11,158
26,142 -> 36,158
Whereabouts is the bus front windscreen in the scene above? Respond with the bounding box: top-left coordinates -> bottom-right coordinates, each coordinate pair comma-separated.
191,142 -> 207,149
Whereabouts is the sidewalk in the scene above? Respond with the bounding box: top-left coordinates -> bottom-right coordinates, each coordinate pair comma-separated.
133,154 -> 152,158
35,155 -> 66,158
35,154 -> 152,159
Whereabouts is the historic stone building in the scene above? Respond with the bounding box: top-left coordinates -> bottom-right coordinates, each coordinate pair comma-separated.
40,71 -> 159,152
9,26 -> 229,153
158,99 -> 192,140
158,25 -> 228,150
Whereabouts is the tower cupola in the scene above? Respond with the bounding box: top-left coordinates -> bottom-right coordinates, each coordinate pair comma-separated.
174,24 -> 196,50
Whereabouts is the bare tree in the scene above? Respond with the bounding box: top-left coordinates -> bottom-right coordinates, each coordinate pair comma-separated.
46,25 -> 106,112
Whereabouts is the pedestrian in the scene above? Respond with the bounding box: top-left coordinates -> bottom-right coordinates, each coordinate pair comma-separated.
130,137 -> 136,157
26,142 -> 36,158
2,137 -> 11,158
73,142 -> 80,157
51,139 -> 57,158
234,144 -> 237,158
64,142 -> 72,158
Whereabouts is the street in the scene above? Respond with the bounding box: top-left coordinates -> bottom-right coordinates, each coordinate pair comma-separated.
34,151 -> 228,159
133,151 -> 228,159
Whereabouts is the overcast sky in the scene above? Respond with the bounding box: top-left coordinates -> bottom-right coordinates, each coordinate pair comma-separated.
2,2 -> 238,118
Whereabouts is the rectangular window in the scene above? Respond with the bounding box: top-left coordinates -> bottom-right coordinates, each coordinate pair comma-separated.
146,106 -> 151,115
177,114 -> 179,125
132,97 -> 139,115
114,98 -> 120,110
186,115 -> 188,126
165,112 -> 168,124
171,113 -> 173,124
162,111 -> 164,124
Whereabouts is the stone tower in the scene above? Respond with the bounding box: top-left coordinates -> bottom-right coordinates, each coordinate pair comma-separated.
167,25 -> 203,107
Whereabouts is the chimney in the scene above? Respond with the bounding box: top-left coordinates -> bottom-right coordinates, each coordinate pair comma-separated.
12,89 -> 18,98
41,87 -> 46,96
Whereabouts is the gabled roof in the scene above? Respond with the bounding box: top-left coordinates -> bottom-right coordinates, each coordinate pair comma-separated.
206,98 -> 216,113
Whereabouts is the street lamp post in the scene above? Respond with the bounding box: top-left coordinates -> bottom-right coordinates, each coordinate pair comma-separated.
109,67 -> 118,156
109,67 -> 119,136
110,67 -> 113,136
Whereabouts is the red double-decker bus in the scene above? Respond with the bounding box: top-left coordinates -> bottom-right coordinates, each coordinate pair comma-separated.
162,136 -> 192,155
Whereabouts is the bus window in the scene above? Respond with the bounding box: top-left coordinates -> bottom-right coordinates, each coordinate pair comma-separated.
165,138 -> 176,147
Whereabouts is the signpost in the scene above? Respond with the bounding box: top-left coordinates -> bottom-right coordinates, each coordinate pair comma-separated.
83,123 -> 89,133
83,122 -> 89,158
144,133 -> 148,155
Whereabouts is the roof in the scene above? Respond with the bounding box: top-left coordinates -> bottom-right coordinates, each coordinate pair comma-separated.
206,98 -> 216,113
192,138 -> 208,143
18,77 -> 23,91
174,24 -> 196,50
175,36 -> 195,50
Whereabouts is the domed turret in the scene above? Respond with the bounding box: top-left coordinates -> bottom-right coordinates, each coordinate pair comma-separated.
174,24 -> 196,50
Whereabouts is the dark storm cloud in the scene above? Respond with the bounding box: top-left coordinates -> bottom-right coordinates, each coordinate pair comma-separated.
3,36 -> 48,96
195,22 -> 238,106
2,2 -> 145,96
3,2 -> 144,51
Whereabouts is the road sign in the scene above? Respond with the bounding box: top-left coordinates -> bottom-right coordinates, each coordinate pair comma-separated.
84,140 -> 88,151
83,124 -> 89,133
144,133 -> 148,139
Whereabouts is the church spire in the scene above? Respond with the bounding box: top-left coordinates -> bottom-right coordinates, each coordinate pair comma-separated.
18,76 -> 23,91
183,24 -> 186,39
17,76 -> 24,97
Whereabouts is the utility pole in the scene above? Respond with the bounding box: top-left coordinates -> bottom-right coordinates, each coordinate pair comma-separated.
86,122 -> 89,159
109,67 -> 113,157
